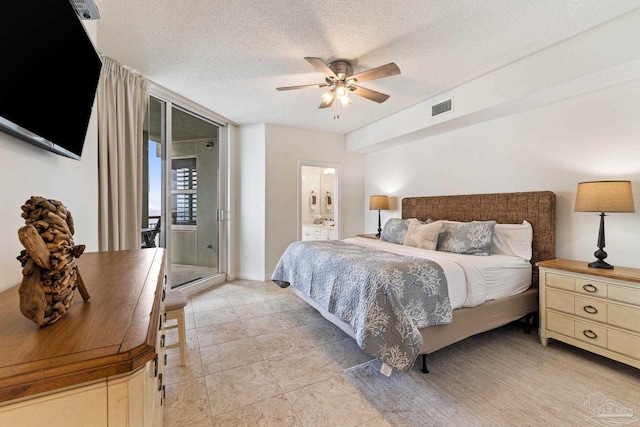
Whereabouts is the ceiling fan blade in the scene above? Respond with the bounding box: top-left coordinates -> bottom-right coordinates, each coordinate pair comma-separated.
276,83 -> 328,91
350,63 -> 400,84
305,57 -> 338,79
351,85 -> 390,103
319,97 -> 335,109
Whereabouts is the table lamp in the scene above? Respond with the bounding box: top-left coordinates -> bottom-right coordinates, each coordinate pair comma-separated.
574,180 -> 635,269
369,195 -> 389,238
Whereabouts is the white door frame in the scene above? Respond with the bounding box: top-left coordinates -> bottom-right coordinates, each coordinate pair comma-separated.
149,85 -> 229,294
297,160 -> 340,241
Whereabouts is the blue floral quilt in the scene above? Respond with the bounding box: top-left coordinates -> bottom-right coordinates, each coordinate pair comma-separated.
272,240 -> 452,370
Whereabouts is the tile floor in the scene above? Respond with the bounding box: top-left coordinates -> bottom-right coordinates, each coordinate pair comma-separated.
162,279 -> 391,427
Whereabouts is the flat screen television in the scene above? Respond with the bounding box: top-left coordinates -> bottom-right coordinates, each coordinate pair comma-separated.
0,0 -> 102,160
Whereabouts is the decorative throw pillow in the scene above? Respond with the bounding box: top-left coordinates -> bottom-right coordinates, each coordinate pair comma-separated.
403,219 -> 443,250
437,220 -> 496,256
380,218 -> 411,244
491,220 -> 533,260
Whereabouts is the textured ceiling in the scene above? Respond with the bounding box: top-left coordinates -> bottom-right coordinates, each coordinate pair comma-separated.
96,0 -> 640,135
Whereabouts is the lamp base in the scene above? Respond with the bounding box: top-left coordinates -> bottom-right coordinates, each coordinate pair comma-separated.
588,259 -> 613,269
587,214 -> 614,269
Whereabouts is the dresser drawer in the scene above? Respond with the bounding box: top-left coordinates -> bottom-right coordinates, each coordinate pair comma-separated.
538,260 -> 640,370
608,285 -> 640,306
546,289 -> 574,314
546,290 -> 608,323
608,329 -> 640,360
546,311 -> 574,337
546,273 -> 574,291
574,278 -> 607,298
608,304 -> 640,334
574,320 -> 607,349
574,296 -> 607,323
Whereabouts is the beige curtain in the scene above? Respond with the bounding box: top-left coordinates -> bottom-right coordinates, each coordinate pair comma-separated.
97,57 -> 149,251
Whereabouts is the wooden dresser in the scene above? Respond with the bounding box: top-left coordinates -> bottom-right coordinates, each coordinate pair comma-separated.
0,248 -> 167,426
538,258 -> 640,369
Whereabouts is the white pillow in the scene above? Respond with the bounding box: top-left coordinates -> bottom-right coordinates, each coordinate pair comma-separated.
403,219 -> 443,250
490,220 -> 533,261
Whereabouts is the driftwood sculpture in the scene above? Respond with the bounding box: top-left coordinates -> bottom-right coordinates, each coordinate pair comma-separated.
16,196 -> 90,326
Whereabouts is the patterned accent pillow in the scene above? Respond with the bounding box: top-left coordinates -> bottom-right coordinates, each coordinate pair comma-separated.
437,220 -> 497,256
380,218 -> 410,244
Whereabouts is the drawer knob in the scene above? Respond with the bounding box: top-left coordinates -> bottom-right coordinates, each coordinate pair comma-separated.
583,305 -> 598,315
583,329 -> 598,339
582,284 -> 598,293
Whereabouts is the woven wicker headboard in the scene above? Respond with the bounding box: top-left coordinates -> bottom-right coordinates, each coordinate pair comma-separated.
402,191 -> 556,269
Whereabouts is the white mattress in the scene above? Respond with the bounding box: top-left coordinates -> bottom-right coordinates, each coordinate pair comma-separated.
343,237 -> 532,308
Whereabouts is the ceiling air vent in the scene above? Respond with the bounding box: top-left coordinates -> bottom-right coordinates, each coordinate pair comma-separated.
432,99 -> 452,116
69,0 -> 100,20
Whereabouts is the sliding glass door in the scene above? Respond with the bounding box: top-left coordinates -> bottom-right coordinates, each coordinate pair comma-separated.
170,106 -> 220,287
144,95 -> 226,290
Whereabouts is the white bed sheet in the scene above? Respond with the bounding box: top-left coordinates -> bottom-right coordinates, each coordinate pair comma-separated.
343,237 -> 532,308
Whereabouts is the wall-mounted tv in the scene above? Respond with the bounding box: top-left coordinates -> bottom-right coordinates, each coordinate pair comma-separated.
0,0 -> 103,160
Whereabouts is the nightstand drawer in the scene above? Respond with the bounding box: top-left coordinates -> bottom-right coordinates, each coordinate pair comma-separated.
546,311 -> 574,337
546,290 -> 607,323
546,309 -> 608,349
608,330 -> 640,360
574,278 -> 607,298
574,320 -> 607,348
574,296 -> 607,323
546,289 -> 574,314
546,273 -> 574,291
608,304 -> 640,333
608,285 -> 640,306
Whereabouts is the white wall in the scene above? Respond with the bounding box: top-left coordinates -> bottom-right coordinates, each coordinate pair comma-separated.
364,79 -> 640,268
0,21 -> 100,293
347,8 -> 640,154
236,123 -> 364,280
236,123 -> 266,280
265,124 -> 364,278
356,10 -> 640,269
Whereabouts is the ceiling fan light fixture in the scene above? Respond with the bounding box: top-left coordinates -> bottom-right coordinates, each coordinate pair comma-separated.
321,90 -> 335,103
339,95 -> 352,107
277,57 -> 401,118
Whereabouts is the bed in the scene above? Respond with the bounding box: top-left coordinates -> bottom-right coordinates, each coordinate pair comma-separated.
272,191 -> 556,372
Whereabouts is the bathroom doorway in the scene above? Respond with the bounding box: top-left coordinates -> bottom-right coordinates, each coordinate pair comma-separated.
298,162 -> 339,241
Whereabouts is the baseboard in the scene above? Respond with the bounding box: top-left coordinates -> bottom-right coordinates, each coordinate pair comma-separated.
234,272 -> 272,282
174,273 -> 227,297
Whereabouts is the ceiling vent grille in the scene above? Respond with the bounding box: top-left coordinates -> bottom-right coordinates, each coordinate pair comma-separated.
69,0 -> 100,20
432,99 -> 452,116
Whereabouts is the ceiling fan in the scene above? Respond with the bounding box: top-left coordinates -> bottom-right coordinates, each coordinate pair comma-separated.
276,57 -> 400,116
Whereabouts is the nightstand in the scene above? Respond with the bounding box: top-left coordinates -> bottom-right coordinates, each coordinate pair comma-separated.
356,234 -> 379,239
537,258 -> 640,369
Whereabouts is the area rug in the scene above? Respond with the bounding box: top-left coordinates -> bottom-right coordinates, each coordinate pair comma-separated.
342,323 -> 640,426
